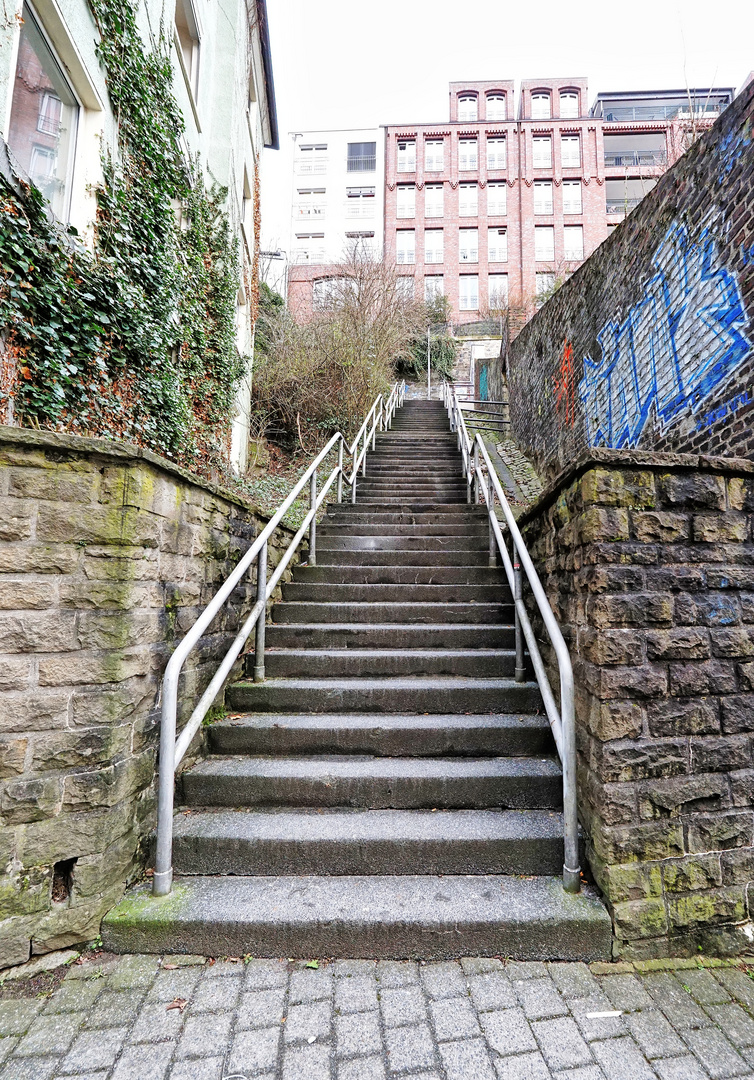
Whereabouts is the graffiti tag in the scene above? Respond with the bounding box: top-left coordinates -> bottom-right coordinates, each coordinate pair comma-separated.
553,341 -> 577,425
696,388 -> 753,431
579,211 -> 753,449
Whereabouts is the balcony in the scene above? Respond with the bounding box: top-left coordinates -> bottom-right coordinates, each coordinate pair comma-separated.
601,103 -> 722,123
606,198 -> 642,215
297,157 -> 327,175
604,150 -> 667,168
346,202 -> 375,219
347,155 -> 376,172
297,205 -> 326,218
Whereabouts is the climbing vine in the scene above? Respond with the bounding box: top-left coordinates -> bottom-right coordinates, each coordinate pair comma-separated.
0,0 -> 245,473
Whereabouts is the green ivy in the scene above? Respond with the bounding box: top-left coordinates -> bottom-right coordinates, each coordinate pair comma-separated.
0,0 -> 244,472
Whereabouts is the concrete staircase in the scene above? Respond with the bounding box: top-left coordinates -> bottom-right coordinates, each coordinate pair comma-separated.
103,400 -> 611,959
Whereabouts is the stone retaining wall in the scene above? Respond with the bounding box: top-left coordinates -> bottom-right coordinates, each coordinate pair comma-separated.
520,450 -> 754,957
0,428 -> 296,968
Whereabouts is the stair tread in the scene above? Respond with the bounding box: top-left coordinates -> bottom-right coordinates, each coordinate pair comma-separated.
188,755 -> 561,778
215,711 -> 548,730
233,675 -> 537,689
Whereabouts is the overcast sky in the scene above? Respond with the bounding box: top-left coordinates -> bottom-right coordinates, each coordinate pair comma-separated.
260,0 -> 754,288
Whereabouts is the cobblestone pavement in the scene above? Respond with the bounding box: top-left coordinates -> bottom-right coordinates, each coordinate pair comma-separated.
3,953 -> 754,1080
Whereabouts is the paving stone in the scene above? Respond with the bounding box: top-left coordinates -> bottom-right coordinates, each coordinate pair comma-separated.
332,961 -> 377,978
108,955 -> 161,989
376,961 -> 419,988
335,1010 -> 382,1057
52,1072 -> 108,1080
44,982 -> 105,1015
58,1027 -> 127,1072
569,994 -> 627,1042
493,1050 -> 551,1079
676,969 -> 732,1005
652,1057 -> 709,1080
285,1001 -> 332,1044
429,996 -> 480,1041
380,986 -> 428,1028
532,1015 -> 593,1071
706,1003 -> 754,1047
547,963 -> 601,999
289,969 -> 333,1004
202,960 -> 241,977
715,969 -> 754,1012
162,956 -> 207,968
460,957 -> 504,976
468,972 -> 516,1012
481,1007 -> 538,1056
190,976 -> 242,1013
598,976 -> 653,1013
623,1008 -> 687,1059
244,959 -> 289,990
384,1023 -> 436,1072
0,1036 -> 18,1064
128,1003 -> 185,1043
0,1059 -> 57,1080
439,1037 -> 496,1080
167,1058 -> 224,1080
515,979 -> 570,1020
237,988 -> 287,1029
643,973 -> 711,1028
88,990 -> 144,1029
683,1026 -> 751,1078
14,1012 -> 83,1057
282,1041 -> 332,1080
174,1013 -> 232,1058
337,1055 -> 386,1080
111,1042 -> 174,1079
552,1068 -> 606,1080
507,962 -> 549,981
228,1027 -> 281,1074
0,999 -> 44,1036
147,969 -> 203,1002
590,1036 -> 660,1080
420,962 -> 468,999
334,975 -> 378,1014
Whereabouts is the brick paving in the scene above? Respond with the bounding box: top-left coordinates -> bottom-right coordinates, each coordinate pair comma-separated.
3,955 -> 754,1079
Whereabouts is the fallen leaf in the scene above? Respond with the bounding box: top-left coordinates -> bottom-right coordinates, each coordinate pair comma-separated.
305,960 -> 319,969
163,963 -> 179,970
166,998 -> 188,1013
207,958 -> 216,966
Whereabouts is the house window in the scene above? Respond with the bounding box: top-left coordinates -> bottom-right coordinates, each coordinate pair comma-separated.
561,135 -> 581,168
560,92 -> 579,118
459,139 -> 478,171
424,230 -> 444,263
534,226 -> 555,261
8,3 -> 79,221
297,144 -> 327,174
425,139 -> 444,172
564,225 -> 584,260
531,92 -> 551,119
396,230 -> 415,264
425,275 -> 444,302
533,180 -> 553,214
347,141 -> 376,172
458,94 -> 478,121
345,231 -> 376,255
396,185 -> 415,219
175,0 -> 200,100
459,275 -> 479,311
536,272 -> 556,306
486,137 -> 506,170
459,228 -> 478,263
297,188 -> 326,218
294,233 -> 325,263
486,93 -> 506,121
488,228 -> 507,262
487,182 -> 507,216
488,274 -> 508,308
562,180 -> 582,214
396,276 -> 415,300
532,136 -> 552,169
424,184 -> 444,217
459,183 -> 478,217
397,140 -> 416,173
346,187 -> 375,218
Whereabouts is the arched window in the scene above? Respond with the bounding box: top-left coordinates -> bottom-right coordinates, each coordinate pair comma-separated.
458,94 -> 478,121
486,93 -> 506,121
531,92 -> 551,120
560,91 -> 579,118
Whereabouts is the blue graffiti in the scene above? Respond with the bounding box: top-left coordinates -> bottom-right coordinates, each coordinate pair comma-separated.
579,212 -> 753,449
718,124 -> 752,185
741,243 -> 754,267
696,388 -> 753,431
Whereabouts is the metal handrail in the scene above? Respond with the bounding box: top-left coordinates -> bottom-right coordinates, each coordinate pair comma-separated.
153,382 -> 405,896
442,381 -> 580,893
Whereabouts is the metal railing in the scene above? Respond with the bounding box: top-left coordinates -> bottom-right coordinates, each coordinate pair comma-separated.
606,198 -> 642,215
152,382 -> 406,896
604,150 -> 667,168
442,382 -> 581,894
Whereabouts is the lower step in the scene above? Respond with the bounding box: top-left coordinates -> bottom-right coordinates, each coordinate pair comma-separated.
102,874 -> 612,960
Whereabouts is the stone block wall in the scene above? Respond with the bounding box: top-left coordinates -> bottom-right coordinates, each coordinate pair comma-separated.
0,427 -> 295,968
520,451 -> 754,957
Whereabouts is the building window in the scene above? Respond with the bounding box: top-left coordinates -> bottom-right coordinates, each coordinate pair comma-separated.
533,180 -> 553,214
293,233 -> 325,263
564,225 -> 584,260
534,226 -> 555,261
531,92 -> 551,120
486,93 -> 506,121
346,187 -> 375,218
459,138 -> 478,171
396,185 -> 415,219
488,228 -> 507,262
396,230 -> 415,264
487,182 -> 507,216
297,144 -> 327,174
347,141 -> 376,172
562,180 -> 582,214
459,228 -> 478,263
396,276 -> 415,300
561,135 -> 581,168
532,136 -> 552,169
397,140 -> 416,173
346,231 -> 376,255
459,182 -> 478,217
425,139 -> 444,172
459,275 -> 479,311
424,229 -> 444,263
175,0 -> 200,100
8,3 -> 79,221
458,94 -> 478,121
424,184 -> 444,217
560,92 -> 579,118
488,274 -> 508,308
536,272 -> 556,306
297,188 -> 326,218
425,275 -> 444,302
486,137 -> 506,170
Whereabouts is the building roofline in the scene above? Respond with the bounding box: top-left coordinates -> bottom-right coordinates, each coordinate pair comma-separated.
256,0 -> 279,150
593,87 -> 735,100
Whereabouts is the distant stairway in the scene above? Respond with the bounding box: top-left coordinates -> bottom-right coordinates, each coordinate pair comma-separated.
104,400 -> 610,960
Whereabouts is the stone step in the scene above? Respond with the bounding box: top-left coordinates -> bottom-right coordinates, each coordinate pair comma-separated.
281,583 -> 509,603
208,711 -> 550,757
169,808 -> 567,876
324,512 -> 486,526
180,754 -> 561,809
261,648 -> 517,679
317,523 -> 488,536
292,565 -> 503,584
264,622 -> 514,650
316,535 -> 487,550
318,549 -> 489,566
226,674 -> 540,712
328,504 -> 486,515
270,601 -> 512,624
101,874 -> 612,960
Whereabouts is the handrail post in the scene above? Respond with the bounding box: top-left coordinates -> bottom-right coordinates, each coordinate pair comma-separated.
562,677 -> 581,893
473,441 -> 480,504
488,481 -> 497,568
513,546 -> 526,684
352,448 -> 357,503
362,426 -> 367,476
253,541 -> 268,683
153,682 -> 177,896
337,439 -> 343,503
309,469 -> 317,565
